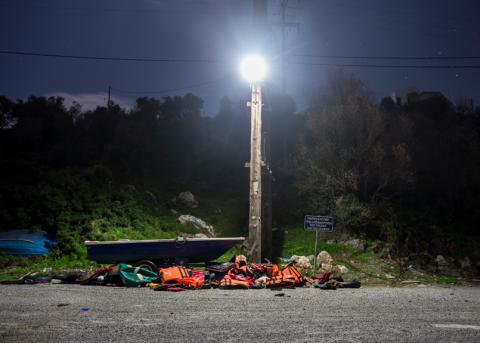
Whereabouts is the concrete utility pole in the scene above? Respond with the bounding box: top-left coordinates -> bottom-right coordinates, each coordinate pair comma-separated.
248,83 -> 263,263
263,106 -> 273,260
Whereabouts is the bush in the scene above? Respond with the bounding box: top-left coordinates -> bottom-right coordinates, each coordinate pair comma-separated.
0,165 -> 177,256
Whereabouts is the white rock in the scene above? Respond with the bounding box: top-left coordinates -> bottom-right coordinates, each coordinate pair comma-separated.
289,255 -> 313,268
319,263 -> 333,273
177,214 -> 215,236
317,250 -> 333,267
384,273 -> 395,279
333,264 -> 349,275
297,256 -> 313,269
289,255 -> 300,263
336,265 -> 349,274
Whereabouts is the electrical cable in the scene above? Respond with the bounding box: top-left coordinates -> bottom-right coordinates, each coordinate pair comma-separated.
0,50 -> 225,64
291,61 -> 480,69
2,49 -> 480,69
292,54 -> 480,61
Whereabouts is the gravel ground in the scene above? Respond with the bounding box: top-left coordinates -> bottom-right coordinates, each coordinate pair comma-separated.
0,284 -> 479,342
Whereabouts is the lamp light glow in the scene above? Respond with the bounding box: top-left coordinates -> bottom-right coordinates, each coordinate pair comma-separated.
240,54 -> 267,83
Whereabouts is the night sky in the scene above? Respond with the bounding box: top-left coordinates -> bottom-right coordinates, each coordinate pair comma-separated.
1,0 -> 479,115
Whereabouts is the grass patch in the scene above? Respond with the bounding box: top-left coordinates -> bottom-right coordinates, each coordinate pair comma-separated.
0,253 -> 98,281
275,226 -> 465,285
279,226 -> 354,257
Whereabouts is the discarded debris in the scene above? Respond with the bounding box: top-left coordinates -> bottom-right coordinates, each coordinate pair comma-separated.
340,280 -> 361,288
23,275 -> 52,284
4,254 -> 362,292
274,293 -> 291,297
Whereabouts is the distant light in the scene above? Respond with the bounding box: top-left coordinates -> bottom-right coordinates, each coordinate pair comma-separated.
240,54 -> 267,83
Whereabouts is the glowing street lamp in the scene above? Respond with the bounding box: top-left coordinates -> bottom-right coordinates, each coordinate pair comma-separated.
240,54 -> 268,83
240,54 -> 267,263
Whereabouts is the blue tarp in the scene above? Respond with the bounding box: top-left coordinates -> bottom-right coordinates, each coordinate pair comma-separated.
0,230 -> 55,256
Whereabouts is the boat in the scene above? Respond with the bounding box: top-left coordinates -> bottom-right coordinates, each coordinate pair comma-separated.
85,237 -> 245,266
0,230 -> 55,256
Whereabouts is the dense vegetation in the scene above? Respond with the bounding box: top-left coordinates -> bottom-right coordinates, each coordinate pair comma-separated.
1,69 -> 479,263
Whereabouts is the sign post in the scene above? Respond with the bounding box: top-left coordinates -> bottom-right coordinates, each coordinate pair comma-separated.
304,215 -> 334,273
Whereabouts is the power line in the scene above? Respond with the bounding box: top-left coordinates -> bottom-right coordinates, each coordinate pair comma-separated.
292,54 -> 480,61
0,50 -> 225,64
2,49 -> 480,69
292,61 -> 480,69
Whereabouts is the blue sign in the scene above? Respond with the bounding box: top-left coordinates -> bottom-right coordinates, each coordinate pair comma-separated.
304,215 -> 334,232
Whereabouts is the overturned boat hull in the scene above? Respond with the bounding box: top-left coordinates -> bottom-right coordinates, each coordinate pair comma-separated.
85,237 -> 244,264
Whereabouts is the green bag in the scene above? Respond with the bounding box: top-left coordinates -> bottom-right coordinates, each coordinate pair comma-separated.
119,263 -> 159,287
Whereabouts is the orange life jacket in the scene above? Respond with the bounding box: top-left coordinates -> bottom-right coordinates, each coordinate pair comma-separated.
266,264 -> 281,278
159,266 -> 190,283
219,278 -> 250,289
281,264 -> 305,286
178,277 -> 204,289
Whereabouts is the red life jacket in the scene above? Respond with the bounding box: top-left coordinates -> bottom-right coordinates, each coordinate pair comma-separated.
224,269 -> 255,286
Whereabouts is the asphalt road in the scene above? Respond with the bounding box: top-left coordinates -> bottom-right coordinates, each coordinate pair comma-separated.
0,284 -> 479,342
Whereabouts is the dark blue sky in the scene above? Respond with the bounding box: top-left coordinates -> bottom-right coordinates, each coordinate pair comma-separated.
1,0 -> 479,114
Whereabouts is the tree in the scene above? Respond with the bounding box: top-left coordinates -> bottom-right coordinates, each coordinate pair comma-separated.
296,70 -> 413,220
0,96 -> 13,129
